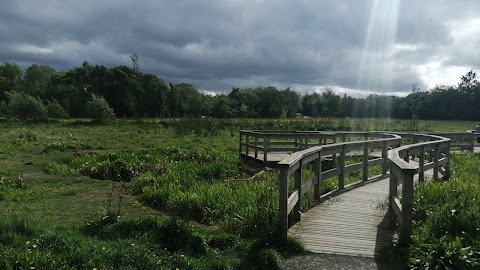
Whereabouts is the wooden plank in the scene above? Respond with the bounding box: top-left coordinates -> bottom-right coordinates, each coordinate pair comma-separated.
321,168 -> 340,180
301,175 -> 319,196
367,157 -> 384,167
392,197 -> 402,222
287,190 -> 299,214
344,162 -> 363,173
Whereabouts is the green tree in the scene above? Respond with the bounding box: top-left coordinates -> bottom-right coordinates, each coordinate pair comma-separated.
6,91 -> 47,120
86,94 -> 115,123
23,64 -> 56,96
0,63 -> 24,101
45,99 -> 68,119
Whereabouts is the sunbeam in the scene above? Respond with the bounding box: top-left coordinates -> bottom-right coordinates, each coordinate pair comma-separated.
354,0 -> 400,118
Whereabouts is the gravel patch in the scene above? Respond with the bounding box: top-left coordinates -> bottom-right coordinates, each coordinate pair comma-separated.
283,253 -> 408,270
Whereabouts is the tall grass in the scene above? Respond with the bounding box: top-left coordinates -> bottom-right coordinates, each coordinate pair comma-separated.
406,153 -> 480,268
2,118 -> 478,268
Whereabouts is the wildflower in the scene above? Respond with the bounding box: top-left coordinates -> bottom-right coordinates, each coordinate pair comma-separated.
32,244 -> 37,249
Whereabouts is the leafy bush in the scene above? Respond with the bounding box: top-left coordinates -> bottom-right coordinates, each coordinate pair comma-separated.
0,100 -> 8,116
85,94 -> 115,123
6,91 -> 47,120
45,99 -> 68,119
0,176 -> 26,191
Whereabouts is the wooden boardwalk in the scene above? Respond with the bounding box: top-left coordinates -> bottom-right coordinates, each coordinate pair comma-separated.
242,150 -> 451,257
239,131 -> 475,258
288,177 -> 393,257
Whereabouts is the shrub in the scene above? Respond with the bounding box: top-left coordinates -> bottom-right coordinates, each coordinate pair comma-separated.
45,99 -> 68,119
0,100 -> 8,116
6,91 -> 47,120
85,94 -> 115,123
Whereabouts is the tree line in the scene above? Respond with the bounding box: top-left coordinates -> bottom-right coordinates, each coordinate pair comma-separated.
0,61 -> 479,121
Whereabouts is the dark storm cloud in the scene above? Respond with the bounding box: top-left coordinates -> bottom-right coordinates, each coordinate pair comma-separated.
1,0 -> 479,96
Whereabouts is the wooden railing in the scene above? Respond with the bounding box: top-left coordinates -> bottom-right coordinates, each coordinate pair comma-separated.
395,132 -> 477,152
429,132 -> 477,151
239,130 -> 453,239
387,134 -> 451,245
273,132 -> 403,237
239,130 -> 337,163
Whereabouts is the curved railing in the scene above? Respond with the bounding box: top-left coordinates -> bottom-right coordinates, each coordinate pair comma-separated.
387,133 -> 450,245
272,132 -> 403,237
239,130 -> 453,240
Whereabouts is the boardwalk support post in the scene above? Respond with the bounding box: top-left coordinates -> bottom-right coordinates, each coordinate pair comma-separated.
339,145 -> 345,189
419,146 -> 425,182
293,161 -> 303,222
254,136 -> 258,159
245,133 -> 249,157
239,131 -> 243,157
388,170 -> 398,229
314,153 -> 322,200
433,144 -> 440,181
278,166 -> 289,238
263,135 -> 268,165
382,141 -> 388,175
363,142 -> 368,181
399,169 -> 415,246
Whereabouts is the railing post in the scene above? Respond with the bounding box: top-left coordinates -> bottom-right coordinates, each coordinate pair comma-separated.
399,169 -> 415,246
339,145 -> 345,189
404,149 -> 410,162
332,135 -> 337,162
263,135 -> 268,164
239,132 -> 243,157
470,133 -> 475,152
363,142 -> 368,181
278,167 -> 289,238
382,141 -> 388,175
419,146 -> 425,182
314,151 -> 322,200
433,143 -> 440,181
254,136 -> 258,159
293,162 -> 303,222
445,141 -> 451,178
388,166 -> 398,229
278,166 -> 289,238
245,133 -> 249,157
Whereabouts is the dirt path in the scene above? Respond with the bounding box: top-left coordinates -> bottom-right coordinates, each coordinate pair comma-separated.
283,253 -> 407,270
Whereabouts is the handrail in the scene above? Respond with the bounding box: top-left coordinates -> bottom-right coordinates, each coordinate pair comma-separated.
240,130 -> 399,164
387,134 -> 451,245
393,131 -> 477,151
274,132 -> 402,237
239,130 -> 452,239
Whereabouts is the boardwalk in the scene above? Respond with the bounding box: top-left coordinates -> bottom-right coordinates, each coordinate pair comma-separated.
288,177 -> 393,257
242,149 -> 453,257
240,131 -> 473,258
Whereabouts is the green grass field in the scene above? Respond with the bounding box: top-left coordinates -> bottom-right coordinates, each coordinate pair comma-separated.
0,118 -> 478,269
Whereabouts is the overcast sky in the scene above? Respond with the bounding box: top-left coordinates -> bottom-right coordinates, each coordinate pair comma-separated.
1,0 -> 479,97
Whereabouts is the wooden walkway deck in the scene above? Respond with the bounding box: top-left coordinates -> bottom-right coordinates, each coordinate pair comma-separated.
242,150 -> 451,257
288,177 -> 393,257
243,151 -> 293,163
